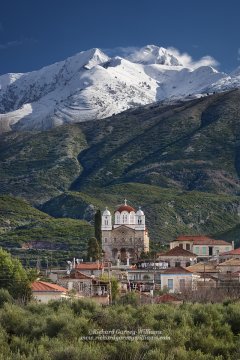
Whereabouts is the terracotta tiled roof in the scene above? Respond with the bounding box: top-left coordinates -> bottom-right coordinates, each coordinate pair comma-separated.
218,259 -> 240,266
158,246 -> 196,257
163,266 -> 192,274
115,205 -> 135,213
221,248 -> 240,256
155,294 -> 180,303
75,263 -> 104,270
31,281 -> 67,292
174,235 -> 230,246
186,262 -> 218,273
62,271 -> 94,280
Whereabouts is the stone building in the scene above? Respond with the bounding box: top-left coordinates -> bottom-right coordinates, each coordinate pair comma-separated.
101,200 -> 149,263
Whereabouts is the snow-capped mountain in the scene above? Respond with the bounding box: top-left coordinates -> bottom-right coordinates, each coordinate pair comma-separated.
0,45 -> 239,132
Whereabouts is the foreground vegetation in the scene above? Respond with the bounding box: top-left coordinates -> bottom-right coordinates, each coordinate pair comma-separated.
0,296 -> 240,359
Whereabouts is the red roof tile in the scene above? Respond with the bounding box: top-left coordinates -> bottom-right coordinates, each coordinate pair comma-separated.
174,235 -> 230,246
62,271 -> 95,280
75,262 -> 104,270
115,205 -> 135,213
155,294 -> 180,303
158,246 -> 196,257
31,281 -> 67,292
163,266 -> 192,274
221,248 -> 240,256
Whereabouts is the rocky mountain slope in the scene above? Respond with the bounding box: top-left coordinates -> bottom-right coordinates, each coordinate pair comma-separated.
0,90 -> 240,245
0,45 -> 239,133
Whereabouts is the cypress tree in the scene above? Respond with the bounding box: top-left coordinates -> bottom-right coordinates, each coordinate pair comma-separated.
94,209 -> 102,244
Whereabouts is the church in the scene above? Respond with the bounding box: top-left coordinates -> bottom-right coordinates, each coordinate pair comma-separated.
101,200 -> 149,263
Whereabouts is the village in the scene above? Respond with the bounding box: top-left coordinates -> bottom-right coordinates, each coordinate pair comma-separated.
31,200 -> 240,305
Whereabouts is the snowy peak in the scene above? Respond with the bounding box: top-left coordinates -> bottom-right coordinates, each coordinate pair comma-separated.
75,48 -> 110,69
127,45 -> 183,66
0,44 -> 240,133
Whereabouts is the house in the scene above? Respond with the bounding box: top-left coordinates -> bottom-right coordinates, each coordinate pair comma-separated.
157,246 -> 197,268
101,200 -> 149,263
74,262 -> 104,277
31,281 -> 68,303
217,258 -> 240,273
219,248 -> 240,262
58,270 -> 110,305
127,267 -> 163,290
170,235 -> 233,259
185,262 -> 219,276
160,267 -> 199,293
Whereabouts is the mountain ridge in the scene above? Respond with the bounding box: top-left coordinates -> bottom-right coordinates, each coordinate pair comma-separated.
1,90 -> 240,245
0,45 -> 239,133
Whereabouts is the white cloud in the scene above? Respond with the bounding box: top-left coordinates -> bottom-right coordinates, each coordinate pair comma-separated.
105,45 -> 219,69
166,47 -> 219,69
0,38 -> 37,50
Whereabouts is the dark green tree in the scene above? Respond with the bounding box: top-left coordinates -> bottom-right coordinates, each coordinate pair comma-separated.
94,209 -> 102,244
0,248 -> 33,302
87,237 -> 101,261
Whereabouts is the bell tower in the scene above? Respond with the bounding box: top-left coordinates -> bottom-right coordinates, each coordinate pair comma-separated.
101,207 -> 112,230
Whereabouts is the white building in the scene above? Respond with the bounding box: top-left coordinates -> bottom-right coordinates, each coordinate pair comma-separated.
161,267 -> 200,293
170,235 -> 233,259
101,200 -> 149,263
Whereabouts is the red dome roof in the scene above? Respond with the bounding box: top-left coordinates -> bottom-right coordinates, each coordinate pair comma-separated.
115,204 -> 135,213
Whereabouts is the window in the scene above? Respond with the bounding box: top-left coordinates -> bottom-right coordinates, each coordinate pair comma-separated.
167,279 -> 173,290
202,246 -> 207,255
179,244 -> 183,249
79,282 -> 84,291
179,279 -> 185,290
225,247 -> 230,252
104,238 -> 107,243
175,262 -> 181,267
195,246 -> 199,254
186,244 -> 190,251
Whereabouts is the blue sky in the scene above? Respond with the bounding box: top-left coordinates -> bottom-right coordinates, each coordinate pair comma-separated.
0,0 -> 239,75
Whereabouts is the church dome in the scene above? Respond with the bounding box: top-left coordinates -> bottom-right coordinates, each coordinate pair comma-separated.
114,200 -> 135,213
103,207 -> 111,216
136,207 -> 144,216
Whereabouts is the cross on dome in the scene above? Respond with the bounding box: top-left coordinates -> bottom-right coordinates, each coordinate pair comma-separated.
124,199 -> 127,205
